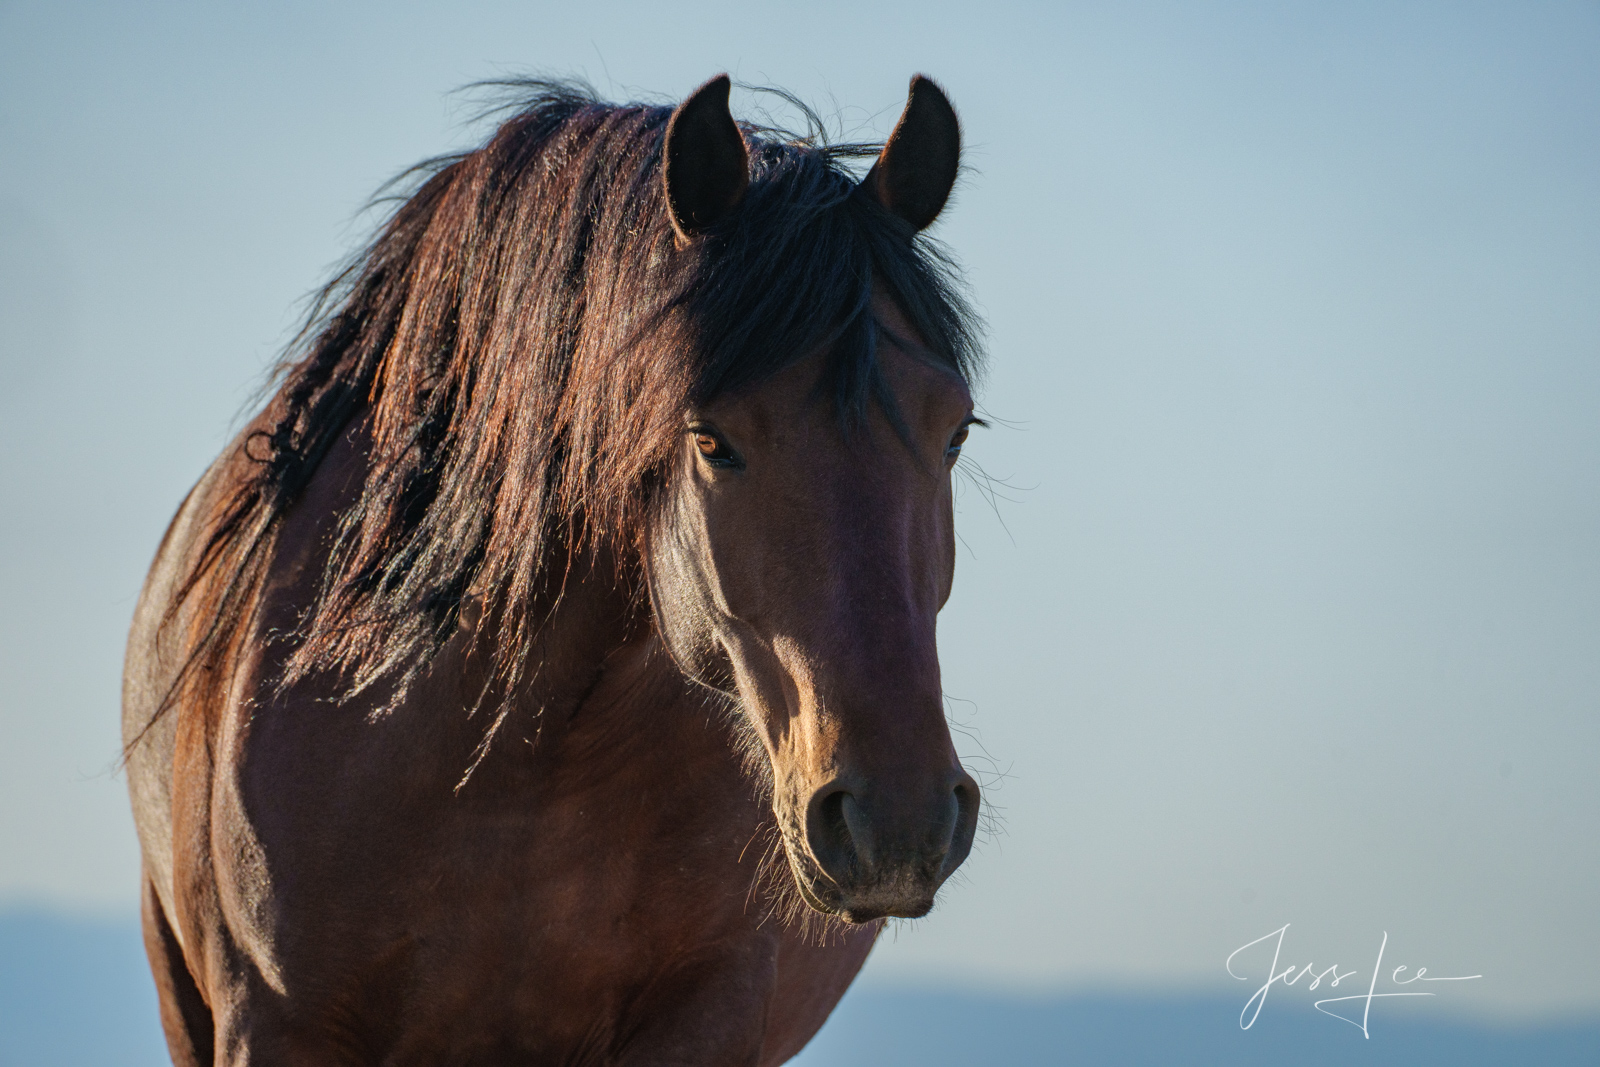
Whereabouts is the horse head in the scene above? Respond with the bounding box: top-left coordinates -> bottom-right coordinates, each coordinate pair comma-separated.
648,75 -> 982,924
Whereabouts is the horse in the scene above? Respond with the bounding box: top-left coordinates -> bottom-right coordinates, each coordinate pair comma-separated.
122,72 -> 986,1066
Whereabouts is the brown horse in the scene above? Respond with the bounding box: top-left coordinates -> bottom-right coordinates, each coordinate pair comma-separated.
123,73 -> 986,1065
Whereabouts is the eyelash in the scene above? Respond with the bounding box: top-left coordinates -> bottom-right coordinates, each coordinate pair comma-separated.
948,417 -> 985,462
946,426 -> 970,461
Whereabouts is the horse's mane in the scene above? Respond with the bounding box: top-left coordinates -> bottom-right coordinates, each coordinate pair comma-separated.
154,78 -> 982,744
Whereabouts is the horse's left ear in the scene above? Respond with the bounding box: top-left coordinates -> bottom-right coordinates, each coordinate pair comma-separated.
862,75 -> 962,231
663,74 -> 750,242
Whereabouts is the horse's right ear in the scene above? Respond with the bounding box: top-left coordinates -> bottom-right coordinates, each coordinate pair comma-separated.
663,75 -> 750,243
862,75 -> 961,231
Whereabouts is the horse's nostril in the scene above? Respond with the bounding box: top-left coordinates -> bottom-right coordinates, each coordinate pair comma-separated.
953,780 -> 976,819
838,792 -> 875,871
819,789 -> 849,844
809,788 -> 861,883
942,775 -> 981,875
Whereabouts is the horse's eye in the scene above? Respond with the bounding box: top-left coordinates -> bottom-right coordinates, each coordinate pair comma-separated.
946,425 -> 971,462
692,430 -> 737,467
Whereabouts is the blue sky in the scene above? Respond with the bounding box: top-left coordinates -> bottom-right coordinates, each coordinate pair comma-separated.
1,0 -> 1596,1021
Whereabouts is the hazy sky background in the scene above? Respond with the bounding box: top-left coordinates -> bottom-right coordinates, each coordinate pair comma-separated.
1,0 -> 1596,1022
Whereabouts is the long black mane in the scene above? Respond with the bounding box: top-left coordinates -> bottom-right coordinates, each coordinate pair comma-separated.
159,78 -> 982,738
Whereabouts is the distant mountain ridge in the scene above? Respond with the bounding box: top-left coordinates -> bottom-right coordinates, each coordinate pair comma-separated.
792,986 -> 1600,1066
3,909 -> 1595,1066
0,908 -> 167,1067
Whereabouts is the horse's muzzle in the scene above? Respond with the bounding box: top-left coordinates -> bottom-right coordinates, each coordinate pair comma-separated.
790,770 -> 981,923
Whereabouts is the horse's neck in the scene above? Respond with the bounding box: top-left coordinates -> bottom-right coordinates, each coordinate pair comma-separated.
251,413 -> 669,783
479,546 -> 648,722
453,576 -> 747,810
